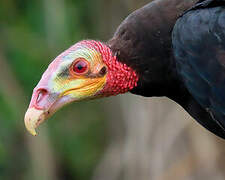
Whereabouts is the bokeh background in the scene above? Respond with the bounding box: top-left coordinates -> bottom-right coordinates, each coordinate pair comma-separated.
1,0 -> 225,180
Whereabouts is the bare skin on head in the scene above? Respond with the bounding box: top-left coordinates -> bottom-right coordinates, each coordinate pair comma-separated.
24,40 -> 138,135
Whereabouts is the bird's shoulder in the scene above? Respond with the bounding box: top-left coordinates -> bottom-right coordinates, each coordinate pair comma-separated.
107,0 -> 199,97
189,0 -> 225,10
108,0 -> 198,68
172,4 -> 225,130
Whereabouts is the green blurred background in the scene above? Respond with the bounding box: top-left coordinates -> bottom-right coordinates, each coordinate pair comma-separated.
1,0 -> 225,180
0,0 -> 116,179
0,0 -> 144,179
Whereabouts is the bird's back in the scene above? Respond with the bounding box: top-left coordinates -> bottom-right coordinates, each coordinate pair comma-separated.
172,0 -> 225,135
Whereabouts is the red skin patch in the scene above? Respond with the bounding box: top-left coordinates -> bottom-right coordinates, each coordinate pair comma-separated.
78,40 -> 139,96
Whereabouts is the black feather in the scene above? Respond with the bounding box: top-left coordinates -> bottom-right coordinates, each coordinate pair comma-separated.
107,0 -> 225,139
108,0 -> 199,97
172,0 -> 225,138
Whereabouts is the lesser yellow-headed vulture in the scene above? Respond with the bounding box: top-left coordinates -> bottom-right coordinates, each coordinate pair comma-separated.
25,0 -> 225,139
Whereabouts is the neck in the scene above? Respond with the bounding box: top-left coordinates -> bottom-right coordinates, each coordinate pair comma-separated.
108,0 -> 199,97
106,0 -> 225,139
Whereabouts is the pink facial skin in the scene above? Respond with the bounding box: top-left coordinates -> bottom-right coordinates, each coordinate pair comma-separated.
24,40 -> 139,136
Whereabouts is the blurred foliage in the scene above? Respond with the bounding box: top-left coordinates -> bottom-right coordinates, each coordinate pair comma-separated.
0,0 -> 108,179
2,1 -> 225,180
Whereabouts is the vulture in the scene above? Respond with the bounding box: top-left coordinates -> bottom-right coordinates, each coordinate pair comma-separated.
24,0 -> 225,139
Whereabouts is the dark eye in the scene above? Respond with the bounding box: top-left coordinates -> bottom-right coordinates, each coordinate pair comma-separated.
99,66 -> 107,76
72,59 -> 88,74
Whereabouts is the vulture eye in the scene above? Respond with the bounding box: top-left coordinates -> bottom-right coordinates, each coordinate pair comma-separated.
72,58 -> 89,75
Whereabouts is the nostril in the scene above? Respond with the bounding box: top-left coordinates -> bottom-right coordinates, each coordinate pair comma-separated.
35,89 -> 49,109
37,89 -> 48,102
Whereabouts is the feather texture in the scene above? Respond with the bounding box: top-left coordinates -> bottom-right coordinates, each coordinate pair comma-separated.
172,0 -> 225,138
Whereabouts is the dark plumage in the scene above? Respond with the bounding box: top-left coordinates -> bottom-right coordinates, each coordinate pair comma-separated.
172,0 -> 225,138
25,0 -> 225,139
109,0 -> 199,97
108,0 -> 225,139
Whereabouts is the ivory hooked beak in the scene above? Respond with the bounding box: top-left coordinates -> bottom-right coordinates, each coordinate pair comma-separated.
24,108 -> 47,136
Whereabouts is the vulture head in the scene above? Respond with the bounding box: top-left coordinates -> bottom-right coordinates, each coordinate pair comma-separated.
24,40 -> 138,135
25,0 -> 225,139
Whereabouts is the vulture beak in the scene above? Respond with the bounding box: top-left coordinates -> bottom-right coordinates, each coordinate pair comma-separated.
24,76 -> 106,136
24,40 -> 138,136
24,73 -> 106,136
24,43 -> 108,136
24,87 -> 72,136
24,108 -> 46,136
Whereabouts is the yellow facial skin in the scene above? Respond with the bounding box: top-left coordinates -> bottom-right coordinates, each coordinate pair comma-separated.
52,48 -> 107,99
60,77 -> 106,98
24,46 -> 108,136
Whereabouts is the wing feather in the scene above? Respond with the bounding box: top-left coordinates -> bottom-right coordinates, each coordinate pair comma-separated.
172,2 -> 225,130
